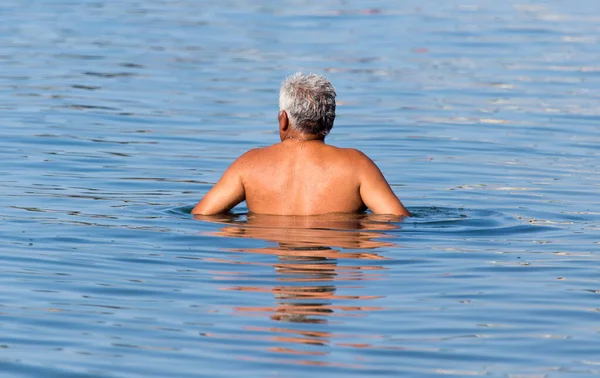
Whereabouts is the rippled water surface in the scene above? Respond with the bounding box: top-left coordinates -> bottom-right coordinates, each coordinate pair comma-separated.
2,0 -> 600,377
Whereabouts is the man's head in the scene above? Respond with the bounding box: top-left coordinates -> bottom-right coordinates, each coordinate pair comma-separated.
279,73 -> 336,137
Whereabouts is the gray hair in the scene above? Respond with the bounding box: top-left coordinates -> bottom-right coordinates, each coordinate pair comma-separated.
279,73 -> 336,136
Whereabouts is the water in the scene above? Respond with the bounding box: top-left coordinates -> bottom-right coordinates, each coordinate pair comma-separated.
2,0 -> 600,376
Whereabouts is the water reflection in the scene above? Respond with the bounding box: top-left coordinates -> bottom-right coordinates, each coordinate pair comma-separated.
195,213 -> 402,361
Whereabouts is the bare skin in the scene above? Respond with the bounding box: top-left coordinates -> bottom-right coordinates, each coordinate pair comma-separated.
192,110 -> 410,216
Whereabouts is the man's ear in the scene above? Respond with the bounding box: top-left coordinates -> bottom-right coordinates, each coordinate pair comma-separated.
278,110 -> 289,132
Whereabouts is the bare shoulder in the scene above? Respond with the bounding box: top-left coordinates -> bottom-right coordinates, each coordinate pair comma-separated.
344,147 -> 410,216
233,147 -> 266,164
241,146 -> 267,156
336,147 -> 390,183
337,147 -> 377,166
230,146 -> 276,176
344,147 -> 370,159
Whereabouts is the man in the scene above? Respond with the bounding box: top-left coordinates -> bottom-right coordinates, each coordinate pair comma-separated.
192,73 -> 410,216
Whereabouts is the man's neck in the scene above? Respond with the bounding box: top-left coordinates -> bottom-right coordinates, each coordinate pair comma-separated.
281,132 -> 325,143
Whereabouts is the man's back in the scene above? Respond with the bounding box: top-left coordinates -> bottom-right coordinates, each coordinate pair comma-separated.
192,139 -> 409,216
242,140 -> 365,215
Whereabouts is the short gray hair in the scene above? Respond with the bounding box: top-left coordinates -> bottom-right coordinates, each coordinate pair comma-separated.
279,73 -> 336,136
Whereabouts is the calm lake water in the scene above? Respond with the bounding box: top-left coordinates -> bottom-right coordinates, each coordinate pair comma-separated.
2,0 -> 600,377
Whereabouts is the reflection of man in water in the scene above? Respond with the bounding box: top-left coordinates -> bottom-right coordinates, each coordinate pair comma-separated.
192,73 -> 410,216
213,213 -> 397,252
209,213 -> 394,326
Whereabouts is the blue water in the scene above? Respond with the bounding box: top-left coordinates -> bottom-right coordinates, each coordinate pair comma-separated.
2,0 -> 600,377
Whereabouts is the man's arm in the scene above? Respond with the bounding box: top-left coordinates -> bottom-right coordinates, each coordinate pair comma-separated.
355,150 -> 411,216
191,156 -> 247,215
